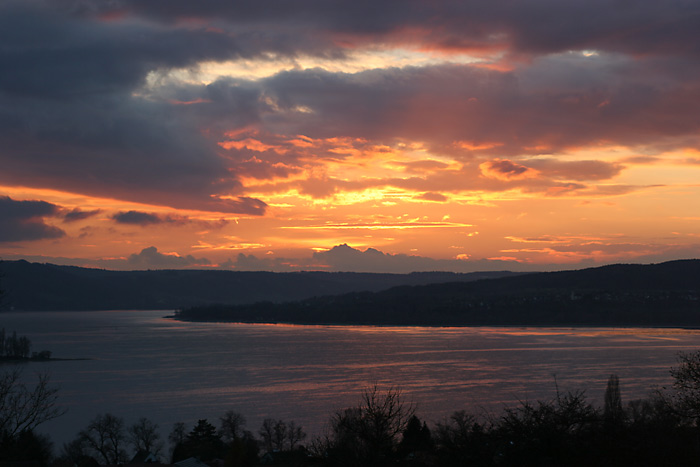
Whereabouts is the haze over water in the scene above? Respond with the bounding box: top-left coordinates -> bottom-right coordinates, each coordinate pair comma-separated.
3,310 -> 700,448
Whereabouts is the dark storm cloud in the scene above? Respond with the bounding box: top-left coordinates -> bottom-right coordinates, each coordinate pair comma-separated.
485,160 -> 532,178
0,90 -> 266,213
111,210 -> 230,229
0,1 -> 267,214
0,196 -> 65,242
260,65 -> 519,143
52,0 -> 348,60
255,60 -> 700,156
62,208 -> 101,223
1,0 -> 699,215
112,211 -> 165,226
95,0 -> 700,59
0,2 -> 248,98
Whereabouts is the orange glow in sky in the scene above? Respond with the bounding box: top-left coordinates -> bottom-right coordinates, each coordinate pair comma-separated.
2,2 -> 700,272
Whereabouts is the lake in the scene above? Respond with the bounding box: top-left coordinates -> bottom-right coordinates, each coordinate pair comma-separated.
2,310 -> 700,452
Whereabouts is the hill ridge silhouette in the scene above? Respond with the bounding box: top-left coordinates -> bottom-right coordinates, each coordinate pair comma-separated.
175,259 -> 700,327
0,260 -> 517,311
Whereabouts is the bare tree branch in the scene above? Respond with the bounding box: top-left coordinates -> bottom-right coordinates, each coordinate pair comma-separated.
0,367 -> 65,437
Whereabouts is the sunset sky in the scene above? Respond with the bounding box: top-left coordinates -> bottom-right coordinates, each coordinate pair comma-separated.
2,0 -> 700,273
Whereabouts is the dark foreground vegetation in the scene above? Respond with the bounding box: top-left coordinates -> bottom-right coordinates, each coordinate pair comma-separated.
176,260 -> 700,326
7,351 -> 700,466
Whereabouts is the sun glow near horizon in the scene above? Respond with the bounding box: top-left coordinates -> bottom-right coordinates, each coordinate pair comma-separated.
1,1 -> 700,272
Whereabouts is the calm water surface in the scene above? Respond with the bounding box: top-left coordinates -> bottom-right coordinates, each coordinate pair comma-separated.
2,310 -> 700,447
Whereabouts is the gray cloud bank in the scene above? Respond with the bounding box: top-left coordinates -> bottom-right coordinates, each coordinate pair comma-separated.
6,242 -> 700,273
0,0 -> 699,213
126,246 -> 211,269
0,196 -> 65,242
230,244 -> 537,273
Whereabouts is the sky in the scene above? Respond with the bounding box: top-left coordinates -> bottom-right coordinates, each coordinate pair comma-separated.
1,0 -> 700,273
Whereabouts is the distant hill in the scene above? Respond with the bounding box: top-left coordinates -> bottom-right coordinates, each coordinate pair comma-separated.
175,260 -> 700,327
0,260 -> 519,311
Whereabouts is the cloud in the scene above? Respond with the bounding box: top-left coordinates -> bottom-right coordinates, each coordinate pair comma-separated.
1,0 -> 699,271
62,208 -> 101,223
0,2 -> 246,98
93,0 -> 700,60
622,156 -> 660,164
111,210 -> 230,228
0,2 -> 268,214
225,253 -> 289,272
0,196 -> 65,242
249,60 -> 700,162
226,244 -> 534,273
480,160 -> 539,181
414,192 -> 448,202
1,1 -> 698,214
396,160 -> 451,174
0,87 -> 268,213
525,159 -> 624,181
127,246 -> 211,269
112,211 -> 166,226
8,240 -> 700,273
0,248 -> 213,270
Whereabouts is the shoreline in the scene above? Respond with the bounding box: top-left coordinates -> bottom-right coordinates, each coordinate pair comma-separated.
166,314 -> 700,331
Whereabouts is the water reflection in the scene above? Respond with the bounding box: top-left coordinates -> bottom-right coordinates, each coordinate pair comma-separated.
1,310 -> 699,447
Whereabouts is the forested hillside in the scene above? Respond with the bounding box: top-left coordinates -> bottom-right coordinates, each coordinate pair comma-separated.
0,260 -> 517,311
176,260 -> 700,326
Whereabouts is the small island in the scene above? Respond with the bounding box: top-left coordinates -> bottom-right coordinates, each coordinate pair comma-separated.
0,328 -> 54,363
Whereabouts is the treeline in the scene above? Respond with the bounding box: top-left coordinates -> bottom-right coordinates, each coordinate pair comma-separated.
0,259 -> 515,311
6,382 -> 700,467
175,288 -> 700,326
0,328 -> 31,359
8,352 -> 700,466
53,412 -> 307,467
0,328 -> 52,360
176,260 -> 700,326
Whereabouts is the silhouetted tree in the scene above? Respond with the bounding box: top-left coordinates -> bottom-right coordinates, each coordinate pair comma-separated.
259,418 -> 301,452
287,420 -> 307,450
669,350 -> 700,422
128,417 -> 163,458
495,390 -> 598,466
398,415 -> 432,458
169,421 -> 187,446
619,393 -> 700,466
259,418 -> 276,452
272,419 -> 287,451
168,421 -> 187,462
604,374 -> 624,425
0,429 -> 54,465
60,437 -> 99,467
434,411 -> 491,466
223,429 -> 258,467
435,410 -> 474,451
0,368 -> 64,437
189,419 -> 219,444
0,329 -> 31,358
78,413 -> 128,464
318,384 -> 414,466
220,410 -> 247,442
172,419 -> 224,462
